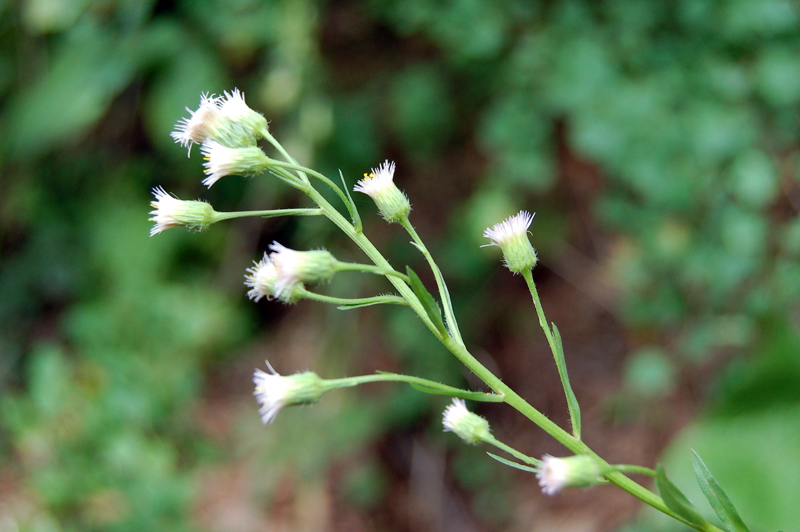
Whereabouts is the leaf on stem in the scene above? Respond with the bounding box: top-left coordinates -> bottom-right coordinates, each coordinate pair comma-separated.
487,452 -> 539,473
339,170 -> 362,232
655,464 -> 709,529
552,323 -> 581,439
407,266 -> 447,335
691,450 -> 751,532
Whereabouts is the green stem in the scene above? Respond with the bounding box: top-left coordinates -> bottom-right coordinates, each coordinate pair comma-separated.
609,465 -> 657,478
483,434 -> 541,467
211,208 -> 322,223
326,373 -> 503,402
521,268 -> 581,439
399,217 -> 464,346
333,261 -> 411,283
296,289 -> 408,308
303,186 -> 442,338
271,160 -> 354,215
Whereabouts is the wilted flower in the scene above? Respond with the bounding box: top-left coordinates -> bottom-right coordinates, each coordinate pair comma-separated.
536,454 -> 603,496
353,160 -> 411,223
482,210 -> 537,273
253,363 -> 325,424
149,186 -> 215,236
442,398 -> 491,445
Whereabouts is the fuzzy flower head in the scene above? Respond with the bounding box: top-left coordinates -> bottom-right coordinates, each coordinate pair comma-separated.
536,454 -> 604,496
218,89 -> 269,138
253,362 -> 325,424
171,90 -> 266,157
149,186 -> 216,236
245,253 -> 303,304
171,93 -> 224,155
353,160 -> 411,223
482,210 -> 538,273
201,140 -> 271,188
269,242 -> 337,297
442,398 -> 491,445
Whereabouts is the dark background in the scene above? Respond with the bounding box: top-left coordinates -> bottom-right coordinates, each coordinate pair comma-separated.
2,0 -> 800,530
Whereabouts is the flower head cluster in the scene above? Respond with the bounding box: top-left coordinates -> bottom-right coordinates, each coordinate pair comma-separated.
354,160 -> 411,223
442,398 -> 491,445
483,210 -> 538,273
149,186 -> 216,236
171,90 -> 268,156
536,454 -> 603,496
253,362 -> 326,424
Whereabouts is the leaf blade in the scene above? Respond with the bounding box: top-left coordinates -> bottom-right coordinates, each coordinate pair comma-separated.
691,450 -> 751,532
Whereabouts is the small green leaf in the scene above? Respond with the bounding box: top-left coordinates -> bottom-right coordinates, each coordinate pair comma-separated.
656,465 -> 709,528
340,170 -> 362,232
552,323 -> 581,439
487,452 -> 539,473
407,267 -> 447,335
691,450 -> 751,532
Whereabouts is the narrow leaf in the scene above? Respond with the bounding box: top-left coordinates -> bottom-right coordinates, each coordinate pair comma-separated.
407,267 -> 447,335
337,301 -> 391,310
340,170 -> 362,232
691,450 -> 751,532
655,465 -> 708,528
487,452 -> 539,473
552,323 -> 582,439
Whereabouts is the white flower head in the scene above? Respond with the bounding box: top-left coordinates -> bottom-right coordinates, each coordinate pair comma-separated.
171,93 -> 223,156
245,253 -> 279,302
442,398 -> 491,445
536,454 -> 603,496
148,186 -> 215,236
253,362 -> 325,424
200,140 -> 270,188
353,160 -> 411,223
218,88 -> 269,137
482,210 -> 538,273
268,241 -> 336,297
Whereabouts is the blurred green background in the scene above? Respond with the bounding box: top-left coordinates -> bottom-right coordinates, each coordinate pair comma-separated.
2,0 -> 800,530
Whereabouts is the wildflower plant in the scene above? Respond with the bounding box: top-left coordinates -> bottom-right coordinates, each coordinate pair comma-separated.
152,90 -> 754,532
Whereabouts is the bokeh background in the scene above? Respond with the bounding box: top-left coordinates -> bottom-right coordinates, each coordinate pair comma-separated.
2,0 -> 800,530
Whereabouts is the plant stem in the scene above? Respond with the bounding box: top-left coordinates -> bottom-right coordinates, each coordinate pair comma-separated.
399,218 -> 464,346
212,208 -> 322,222
333,261 -> 411,283
521,268 -> 581,439
483,434 -> 541,467
297,289 -> 407,307
326,373 -> 504,402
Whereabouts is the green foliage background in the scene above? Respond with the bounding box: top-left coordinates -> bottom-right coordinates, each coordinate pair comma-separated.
2,0 -> 799,530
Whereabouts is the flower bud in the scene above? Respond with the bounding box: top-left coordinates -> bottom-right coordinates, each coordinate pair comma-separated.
353,160 -> 411,223
218,89 -> 269,139
201,140 -> 272,187
269,242 -> 337,297
244,253 -> 304,304
482,210 -> 538,273
253,363 -> 326,424
149,186 -> 216,236
536,454 -> 604,495
442,398 -> 491,445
